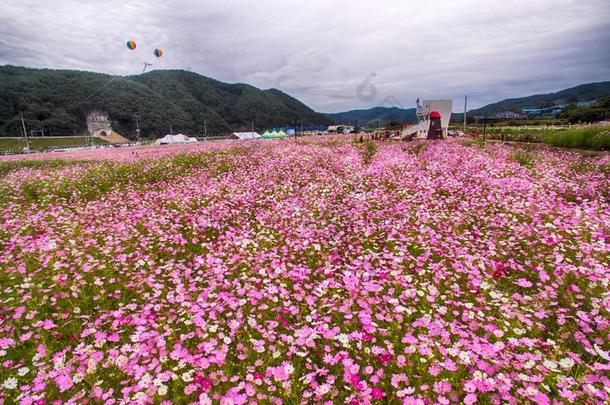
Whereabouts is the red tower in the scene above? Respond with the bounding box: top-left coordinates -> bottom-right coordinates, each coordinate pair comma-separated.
428,111 -> 443,140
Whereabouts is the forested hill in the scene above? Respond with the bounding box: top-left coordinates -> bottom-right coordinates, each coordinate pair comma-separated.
0,65 -> 332,137
329,82 -> 610,126
465,81 -> 610,116
325,107 -> 417,128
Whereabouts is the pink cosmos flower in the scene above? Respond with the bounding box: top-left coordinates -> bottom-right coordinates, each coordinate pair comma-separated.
350,374 -> 362,390
55,374 -> 73,392
464,393 -> 477,405
372,387 -> 385,400
42,319 -> 56,330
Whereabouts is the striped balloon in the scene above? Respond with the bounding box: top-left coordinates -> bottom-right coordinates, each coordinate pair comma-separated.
126,40 -> 136,50
153,48 -> 163,57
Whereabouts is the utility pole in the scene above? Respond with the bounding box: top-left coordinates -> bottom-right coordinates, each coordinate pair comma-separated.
251,121 -> 254,134
20,112 -> 30,151
463,95 -> 468,133
169,123 -> 173,135
483,113 -> 488,141
136,119 -> 141,144
204,120 -> 207,137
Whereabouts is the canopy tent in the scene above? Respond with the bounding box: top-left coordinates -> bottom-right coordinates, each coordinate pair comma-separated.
154,134 -> 198,145
231,132 -> 260,140
260,129 -> 289,139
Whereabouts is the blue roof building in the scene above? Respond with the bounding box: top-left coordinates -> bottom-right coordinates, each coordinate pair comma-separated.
521,106 -> 564,116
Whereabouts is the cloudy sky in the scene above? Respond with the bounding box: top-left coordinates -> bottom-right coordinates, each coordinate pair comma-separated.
1,0 -> 609,112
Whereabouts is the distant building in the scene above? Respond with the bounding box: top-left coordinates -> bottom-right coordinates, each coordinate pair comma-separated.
286,125 -> 328,133
494,111 -> 528,120
473,116 -> 501,124
86,111 -> 112,137
522,106 -> 564,116
328,125 -> 354,133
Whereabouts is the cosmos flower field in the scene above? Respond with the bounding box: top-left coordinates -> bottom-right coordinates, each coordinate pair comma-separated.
1,138 -> 609,404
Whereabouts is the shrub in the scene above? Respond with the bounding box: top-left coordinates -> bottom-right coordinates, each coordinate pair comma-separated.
512,150 -> 535,168
362,140 -> 378,164
544,126 -> 610,151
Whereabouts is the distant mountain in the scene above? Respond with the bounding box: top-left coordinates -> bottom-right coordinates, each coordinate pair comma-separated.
464,81 -> 610,117
0,65 -> 332,137
325,107 -> 417,128
329,82 -> 610,126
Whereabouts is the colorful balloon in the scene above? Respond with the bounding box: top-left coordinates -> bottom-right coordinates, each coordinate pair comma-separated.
153,48 -> 163,57
126,40 -> 136,50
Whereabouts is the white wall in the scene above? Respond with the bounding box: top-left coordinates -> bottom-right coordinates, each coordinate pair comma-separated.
417,100 -> 453,137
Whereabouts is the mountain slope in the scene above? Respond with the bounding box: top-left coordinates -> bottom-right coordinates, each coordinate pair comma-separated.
329,82 -> 610,126
0,65 -> 332,138
466,81 -> 610,116
325,107 -> 417,128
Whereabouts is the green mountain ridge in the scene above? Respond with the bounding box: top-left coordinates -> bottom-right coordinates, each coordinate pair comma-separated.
325,106 -> 417,128
0,65 -> 332,137
327,82 -> 610,126
459,81 -> 610,118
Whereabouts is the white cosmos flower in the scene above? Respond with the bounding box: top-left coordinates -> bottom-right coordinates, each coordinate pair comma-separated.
181,371 -> 194,383
459,351 -> 472,364
17,367 -> 30,376
524,360 -> 535,369
543,360 -> 558,371
336,334 -> 349,345
593,344 -> 610,361
3,377 -> 18,390
513,328 -> 526,336
559,357 -> 575,369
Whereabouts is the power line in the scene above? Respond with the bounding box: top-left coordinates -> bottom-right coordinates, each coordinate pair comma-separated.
82,76 -> 118,102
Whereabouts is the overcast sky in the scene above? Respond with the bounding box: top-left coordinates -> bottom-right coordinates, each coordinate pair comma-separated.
1,0 -> 609,112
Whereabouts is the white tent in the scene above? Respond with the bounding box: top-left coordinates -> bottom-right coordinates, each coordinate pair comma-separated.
154,134 -> 198,145
231,132 -> 260,140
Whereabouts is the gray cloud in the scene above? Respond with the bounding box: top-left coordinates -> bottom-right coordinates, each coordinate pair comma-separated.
1,0 -> 609,112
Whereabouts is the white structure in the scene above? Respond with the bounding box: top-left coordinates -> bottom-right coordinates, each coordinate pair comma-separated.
87,111 -> 112,137
231,132 -> 260,140
154,134 -> 198,145
402,99 -> 452,139
328,125 -> 355,134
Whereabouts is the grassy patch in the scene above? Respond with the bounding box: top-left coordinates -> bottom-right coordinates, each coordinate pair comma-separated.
0,137 -> 106,152
460,138 -> 486,148
0,159 -> 84,176
362,141 -> 378,165
543,126 -> 610,151
1,149 -> 242,206
512,150 -> 535,168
